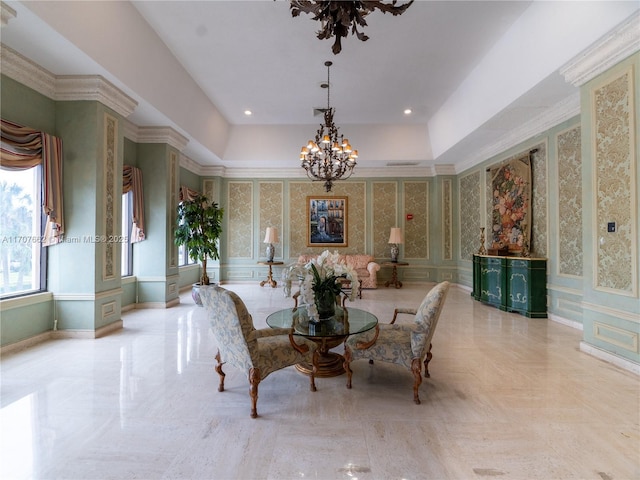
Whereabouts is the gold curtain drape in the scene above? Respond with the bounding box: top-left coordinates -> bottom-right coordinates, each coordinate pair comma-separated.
0,119 -> 64,246
179,185 -> 200,202
122,165 -> 145,243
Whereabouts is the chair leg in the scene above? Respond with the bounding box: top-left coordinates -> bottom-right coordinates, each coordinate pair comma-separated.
343,345 -> 353,389
411,358 -> 422,405
214,350 -> 226,392
249,367 -> 261,418
310,350 -> 318,392
424,343 -> 433,378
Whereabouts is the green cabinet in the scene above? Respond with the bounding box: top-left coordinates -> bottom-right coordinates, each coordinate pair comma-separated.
472,255 -> 547,318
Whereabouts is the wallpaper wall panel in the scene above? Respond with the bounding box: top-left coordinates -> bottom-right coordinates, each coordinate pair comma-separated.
557,126 -> 583,277
442,179 -> 453,260
227,182 -> 253,258
459,171 -> 481,261
531,144 -> 548,257
592,68 -> 636,294
103,113 -> 117,281
289,182 -> 366,256
404,181 -> 429,259
259,182 -> 283,259
372,182 -> 397,258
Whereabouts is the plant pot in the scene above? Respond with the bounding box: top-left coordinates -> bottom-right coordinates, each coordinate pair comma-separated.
192,283 -> 203,306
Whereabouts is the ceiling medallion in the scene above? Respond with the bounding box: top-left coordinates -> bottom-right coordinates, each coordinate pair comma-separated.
290,0 -> 414,54
300,61 -> 358,192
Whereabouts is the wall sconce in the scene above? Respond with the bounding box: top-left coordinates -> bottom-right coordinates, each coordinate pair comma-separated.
263,227 -> 279,262
388,227 -> 403,263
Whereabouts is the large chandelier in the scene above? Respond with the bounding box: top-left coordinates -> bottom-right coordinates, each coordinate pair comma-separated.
290,0 -> 414,54
300,61 -> 357,193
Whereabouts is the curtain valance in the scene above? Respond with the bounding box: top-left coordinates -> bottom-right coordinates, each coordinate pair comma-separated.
0,119 -> 64,246
122,165 -> 145,243
179,185 -> 200,202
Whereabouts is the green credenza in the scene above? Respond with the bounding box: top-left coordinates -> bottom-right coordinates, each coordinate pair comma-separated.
472,254 -> 547,318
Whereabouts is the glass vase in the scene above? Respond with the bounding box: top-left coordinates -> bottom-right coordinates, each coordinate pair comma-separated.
315,289 -> 336,320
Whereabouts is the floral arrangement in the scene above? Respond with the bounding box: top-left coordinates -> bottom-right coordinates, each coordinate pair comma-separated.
289,250 -> 359,319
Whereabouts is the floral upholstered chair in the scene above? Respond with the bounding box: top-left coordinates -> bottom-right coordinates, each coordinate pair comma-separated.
343,281 -> 450,404
200,285 -> 319,418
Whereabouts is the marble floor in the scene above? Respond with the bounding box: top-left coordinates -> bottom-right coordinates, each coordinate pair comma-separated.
1,282 -> 638,480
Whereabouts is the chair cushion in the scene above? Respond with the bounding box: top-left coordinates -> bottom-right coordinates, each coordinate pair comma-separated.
346,324 -> 416,368
255,336 -> 316,379
346,254 -> 372,270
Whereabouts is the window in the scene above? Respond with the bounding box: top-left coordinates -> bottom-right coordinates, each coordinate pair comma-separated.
0,166 -> 46,297
121,191 -> 133,276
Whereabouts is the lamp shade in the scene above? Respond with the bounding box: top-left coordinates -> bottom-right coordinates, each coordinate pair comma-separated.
263,227 -> 279,244
388,227 -> 403,244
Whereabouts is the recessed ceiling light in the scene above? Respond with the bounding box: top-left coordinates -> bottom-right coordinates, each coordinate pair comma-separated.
244,110 -> 252,116
403,109 -> 412,115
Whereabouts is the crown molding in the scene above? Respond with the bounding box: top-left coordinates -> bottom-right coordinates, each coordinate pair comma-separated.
560,11 -> 640,87
179,153 -> 203,174
0,44 -> 138,117
1,2 -> 16,25
434,164 -> 457,176
455,92 -> 580,173
1,44 -> 56,98
56,75 -> 137,117
136,126 -> 188,151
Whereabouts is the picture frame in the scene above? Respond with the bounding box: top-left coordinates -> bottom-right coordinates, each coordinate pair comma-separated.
307,196 -> 347,247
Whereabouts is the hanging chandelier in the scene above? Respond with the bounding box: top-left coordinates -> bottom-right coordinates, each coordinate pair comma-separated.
290,0 -> 414,54
300,61 -> 358,193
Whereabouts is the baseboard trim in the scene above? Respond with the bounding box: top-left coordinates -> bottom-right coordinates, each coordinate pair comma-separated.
0,331 -> 52,356
549,313 -> 583,331
579,341 -> 640,376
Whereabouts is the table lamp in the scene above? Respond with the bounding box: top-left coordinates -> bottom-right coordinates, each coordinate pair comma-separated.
388,227 -> 403,263
263,227 -> 278,262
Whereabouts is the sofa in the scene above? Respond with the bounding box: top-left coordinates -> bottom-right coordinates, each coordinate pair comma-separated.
297,254 -> 381,289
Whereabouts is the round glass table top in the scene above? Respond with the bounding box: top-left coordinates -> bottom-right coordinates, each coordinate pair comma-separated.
266,305 -> 378,338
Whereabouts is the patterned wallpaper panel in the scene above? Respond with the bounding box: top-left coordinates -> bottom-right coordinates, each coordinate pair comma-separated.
103,113 -> 116,281
557,126 -> 583,277
227,182 -> 253,258
593,69 -> 635,293
442,179 -> 452,260
459,171 -> 480,260
259,182 -> 283,259
289,182 -> 366,256
531,144 -> 548,257
404,182 -> 429,259
372,182 -> 397,258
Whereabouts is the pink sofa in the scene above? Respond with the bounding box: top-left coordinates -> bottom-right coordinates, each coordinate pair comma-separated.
297,254 -> 380,289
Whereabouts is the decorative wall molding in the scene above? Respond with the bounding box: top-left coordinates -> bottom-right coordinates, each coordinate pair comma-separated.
0,291 -> 53,311
0,45 -> 138,117
56,75 -> 137,117
53,287 -> 123,301
582,301 -> 640,324
0,45 -> 56,98
1,2 -> 17,26
593,321 -> 639,353
561,11 -> 640,87
456,93 -> 580,174
136,126 -> 188,151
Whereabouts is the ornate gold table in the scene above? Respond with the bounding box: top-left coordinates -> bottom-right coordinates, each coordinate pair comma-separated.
383,261 -> 409,288
258,261 -> 283,288
266,306 -> 378,377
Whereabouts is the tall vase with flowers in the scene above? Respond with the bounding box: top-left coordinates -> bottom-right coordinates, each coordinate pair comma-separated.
292,250 -> 359,320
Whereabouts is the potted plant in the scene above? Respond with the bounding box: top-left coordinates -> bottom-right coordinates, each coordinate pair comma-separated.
174,193 -> 223,305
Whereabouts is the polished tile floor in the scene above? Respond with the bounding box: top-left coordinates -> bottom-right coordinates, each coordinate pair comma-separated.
1,282 -> 638,480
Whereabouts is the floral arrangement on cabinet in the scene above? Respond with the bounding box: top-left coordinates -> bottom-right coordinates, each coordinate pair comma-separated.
290,250 -> 359,319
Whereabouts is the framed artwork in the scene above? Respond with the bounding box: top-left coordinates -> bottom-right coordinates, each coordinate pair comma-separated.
489,154 -> 531,253
307,196 -> 347,247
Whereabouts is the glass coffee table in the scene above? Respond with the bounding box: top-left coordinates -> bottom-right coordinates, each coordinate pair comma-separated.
266,305 -> 378,377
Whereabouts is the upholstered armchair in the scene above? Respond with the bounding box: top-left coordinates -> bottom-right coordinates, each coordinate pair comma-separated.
343,281 -> 450,404
200,285 -> 319,418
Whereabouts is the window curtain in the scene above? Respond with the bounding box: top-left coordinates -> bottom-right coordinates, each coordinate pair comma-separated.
122,165 -> 145,243
179,185 -> 200,202
0,119 -> 64,246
